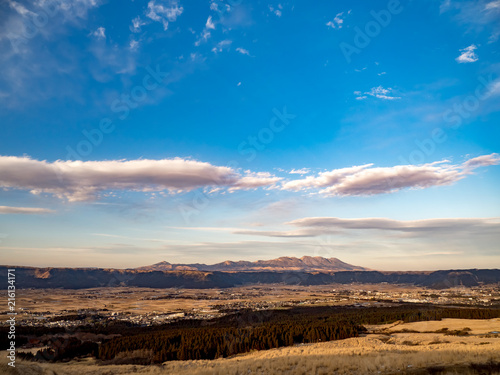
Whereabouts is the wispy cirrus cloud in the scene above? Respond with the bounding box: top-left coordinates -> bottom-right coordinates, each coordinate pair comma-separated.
280,154 -> 500,196
440,0 -> 500,42
0,206 -> 55,214
0,0 -> 101,107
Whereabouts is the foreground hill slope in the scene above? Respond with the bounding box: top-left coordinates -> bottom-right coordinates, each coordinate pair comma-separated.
2,318 -> 500,374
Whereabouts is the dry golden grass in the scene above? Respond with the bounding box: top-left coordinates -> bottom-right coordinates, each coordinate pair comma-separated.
369,317 -> 500,335
2,319 -> 500,374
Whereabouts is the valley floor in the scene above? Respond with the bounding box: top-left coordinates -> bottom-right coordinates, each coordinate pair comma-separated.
2,318 -> 500,375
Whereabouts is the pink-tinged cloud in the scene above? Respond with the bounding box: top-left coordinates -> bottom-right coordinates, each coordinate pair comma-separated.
0,156 -> 279,202
281,154 -> 499,196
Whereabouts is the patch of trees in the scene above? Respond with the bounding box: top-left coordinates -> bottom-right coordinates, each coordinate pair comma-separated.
18,337 -> 98,362
98,317 -> 362,362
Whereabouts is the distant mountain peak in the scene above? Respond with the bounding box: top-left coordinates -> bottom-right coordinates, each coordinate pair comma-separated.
137,256 -> 368,272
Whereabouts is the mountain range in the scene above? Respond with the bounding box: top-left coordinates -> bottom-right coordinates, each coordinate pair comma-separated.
1,255 -> 499,289
134,256 -> 369,272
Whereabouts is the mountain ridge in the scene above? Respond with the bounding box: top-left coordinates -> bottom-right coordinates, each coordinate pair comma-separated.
134,256 -> 369,272
1,266 -> 499,289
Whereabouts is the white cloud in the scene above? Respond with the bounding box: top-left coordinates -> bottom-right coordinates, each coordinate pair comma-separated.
229,172 -> 282,191
234,229 -> 316,237
0,156 -> 280,202
326,11 -> 348,29
194,30 -> 211,46
356,86 -> 401,100
281,154 -> 500,197
0,206 -> 55,214
195,16 -> 217,46
131,16 -> 147,33
487,78 -> 500,96
485,0 -> 500,10
129,39 -> 139,50
456,44 -> 478,63
269,4 -> 283,17
146,0 -> 183,30
7,0 -> 36,17
211,39 -> 232,53
92,27 -> 105,39
236,47 -> 251,56
206,15 -> 215,29
289,168 -> 310,175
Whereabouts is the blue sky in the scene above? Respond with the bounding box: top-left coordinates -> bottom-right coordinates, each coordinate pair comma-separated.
0,0 -> 499,270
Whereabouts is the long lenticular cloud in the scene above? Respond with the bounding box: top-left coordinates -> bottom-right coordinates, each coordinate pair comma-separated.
288,217 -> 500,233
0,206 -> 55,214
0,156 -> 281,202
280,154 -> 500,196
236,217 -> 500,238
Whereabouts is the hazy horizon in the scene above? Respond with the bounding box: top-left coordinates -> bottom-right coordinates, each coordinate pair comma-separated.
1,0 -> 499,271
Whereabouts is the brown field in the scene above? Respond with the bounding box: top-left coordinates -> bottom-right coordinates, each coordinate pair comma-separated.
2,318 -> 500,374
1,284 -> 422,322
